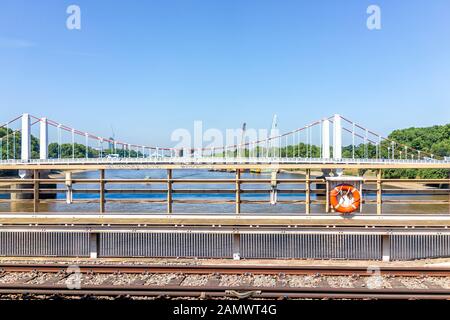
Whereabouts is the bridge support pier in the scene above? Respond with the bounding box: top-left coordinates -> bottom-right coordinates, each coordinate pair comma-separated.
65,171 -> 73,204
270,170 -> 278,205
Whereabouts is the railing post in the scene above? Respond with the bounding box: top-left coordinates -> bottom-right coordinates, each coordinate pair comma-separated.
232,233 -> 241,260
167,169 -> 173,214
382,234 -> 390,262
99,169 -> 105,213
89,233 -> 99,259
235,169 -> 241,214
325,179 -> 330,213
377,169 -> 382,215
33,169 -> 39,213
305,169 -> 311,214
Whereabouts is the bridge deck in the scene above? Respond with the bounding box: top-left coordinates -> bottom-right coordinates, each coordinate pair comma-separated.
0,157 -> 449,170
2,213 -> 450,227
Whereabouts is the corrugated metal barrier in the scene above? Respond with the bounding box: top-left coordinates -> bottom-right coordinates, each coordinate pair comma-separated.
0,232 -> 89,257
2,231 -> 450,260
241,234 -> 382,260
99,233 -> 233,258
391,235 -> 450,260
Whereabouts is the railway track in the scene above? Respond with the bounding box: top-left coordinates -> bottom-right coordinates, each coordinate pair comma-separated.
1,263 -> 450,300
2,263 -> 450,276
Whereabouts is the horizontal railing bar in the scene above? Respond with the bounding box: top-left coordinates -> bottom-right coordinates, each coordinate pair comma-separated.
1,188 -> 448,195
3,213 -> 450,227
1,178 -> 448,184
0,198 -> 446,205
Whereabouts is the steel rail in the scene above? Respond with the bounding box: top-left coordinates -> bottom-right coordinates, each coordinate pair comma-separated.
0,284 -> 450,300
1,264 -> 450,299
1,263 -> 450,276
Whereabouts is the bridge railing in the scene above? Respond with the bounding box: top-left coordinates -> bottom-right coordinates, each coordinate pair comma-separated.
0,167 -> 448,215
0,156 -> 449,165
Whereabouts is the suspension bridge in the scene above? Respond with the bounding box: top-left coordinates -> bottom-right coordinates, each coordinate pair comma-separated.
0,113 -> 448,169
0,113 -> 450,262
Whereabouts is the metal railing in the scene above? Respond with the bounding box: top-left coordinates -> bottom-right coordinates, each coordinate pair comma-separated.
0,167 -> 448,215
0,156 -> 449,165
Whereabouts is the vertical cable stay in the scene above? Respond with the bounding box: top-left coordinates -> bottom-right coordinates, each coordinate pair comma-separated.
309,125 -> 312,158
306,125 -> 309,158
6,123 -> 9,160
71,129 -> 75,159
57,124 -> 62,159
364,129 -> 368,158
13,130 -> 16,160
85,133 -> 89,159
391,141 -> 395,160
377,135 -> 381,159
320,120 -> 323,159
352,122 -> 355,159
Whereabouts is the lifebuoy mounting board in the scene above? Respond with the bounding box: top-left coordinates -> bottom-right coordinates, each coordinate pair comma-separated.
326,176 -> 364,214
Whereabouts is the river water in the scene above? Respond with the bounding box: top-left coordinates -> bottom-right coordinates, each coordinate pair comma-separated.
1,170 -> 448,214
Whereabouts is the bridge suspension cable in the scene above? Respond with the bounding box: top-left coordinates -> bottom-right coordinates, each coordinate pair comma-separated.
0,113 -> 445,163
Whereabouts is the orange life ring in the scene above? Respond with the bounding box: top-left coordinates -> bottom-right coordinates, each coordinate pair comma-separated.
329,184 -> 361,214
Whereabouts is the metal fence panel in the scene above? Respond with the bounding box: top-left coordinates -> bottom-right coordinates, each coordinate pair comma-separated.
241,234 -> 382,260
0,232 -> 89,257
99,233 -> 233,258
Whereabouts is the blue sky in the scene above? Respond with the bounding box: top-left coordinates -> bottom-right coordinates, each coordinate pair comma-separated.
0,0 -> 449,146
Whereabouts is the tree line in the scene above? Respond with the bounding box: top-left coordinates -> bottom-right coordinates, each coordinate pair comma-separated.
1,123 -> 449,178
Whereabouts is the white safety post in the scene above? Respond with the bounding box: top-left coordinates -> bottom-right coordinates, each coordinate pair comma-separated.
39,117 -> 48,160
21,113 -> 31,161
322,119 -> 330,159
333,114 -> 342,160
